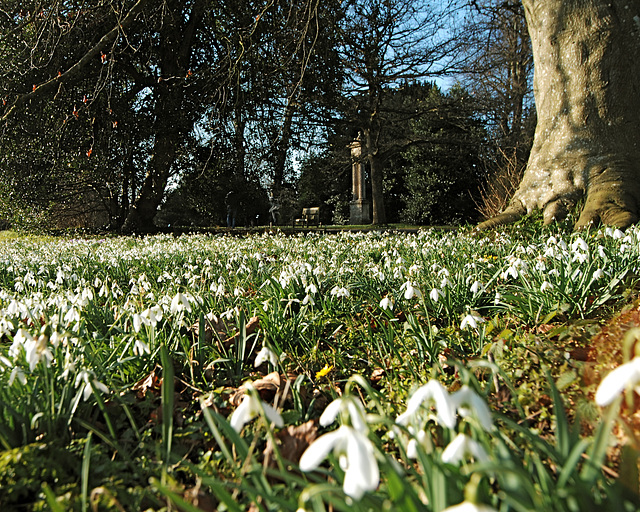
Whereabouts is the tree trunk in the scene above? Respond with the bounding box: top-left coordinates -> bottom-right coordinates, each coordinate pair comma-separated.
365,127 -> 387,225
271,95 -> 297,191
121,0 -> 205,233
480,0 -> 640,229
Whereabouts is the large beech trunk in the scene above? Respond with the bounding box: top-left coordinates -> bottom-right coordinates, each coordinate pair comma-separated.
480,0 -> 640,229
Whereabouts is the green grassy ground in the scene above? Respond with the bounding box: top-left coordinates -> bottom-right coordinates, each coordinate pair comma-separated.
0,221 -> 639,510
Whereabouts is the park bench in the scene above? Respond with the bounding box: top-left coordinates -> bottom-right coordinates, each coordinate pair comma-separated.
293,207 -> 321,228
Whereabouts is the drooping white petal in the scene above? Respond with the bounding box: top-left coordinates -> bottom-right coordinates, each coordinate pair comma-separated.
346,399 -> 368,433
261,401 -> 284,428
133,313 -> 142,333
396,380 -> 456,429
442,433 -> 489,465
319,398 -> 343,427
452,386 -> 493,431
343,428 -> 379,499
229,393 -> 283,432
443,501 -> 498,512
254,346 -> 278,367
230,395 -> 254,432
595,357 -> 640,406
299,428 -> 345,471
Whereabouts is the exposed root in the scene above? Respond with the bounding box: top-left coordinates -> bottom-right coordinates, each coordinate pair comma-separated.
476,205 -> 525,230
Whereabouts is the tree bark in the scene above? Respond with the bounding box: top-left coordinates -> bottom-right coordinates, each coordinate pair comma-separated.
121,0 -> 205,233
480,0 -> 640,229
364,126 -> 387,225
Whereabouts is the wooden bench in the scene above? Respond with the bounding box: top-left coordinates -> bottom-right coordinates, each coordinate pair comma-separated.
293,207 -> 320,228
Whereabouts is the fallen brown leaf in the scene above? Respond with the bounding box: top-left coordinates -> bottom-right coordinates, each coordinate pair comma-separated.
131,366 -> 161,399
264,419 -> 318,467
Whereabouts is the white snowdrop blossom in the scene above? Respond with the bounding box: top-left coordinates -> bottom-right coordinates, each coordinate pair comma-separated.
299,425 -> 379,500
470,281 -> 481,294
24,333 -> 53,371
461,314 -> 484,331
451,386 -> 493,431
571,237 -> 589,253
254,346 -> 278,367
595,357 -> 640,407
9,328 -> 31,359
593,268 -> 604,279
8,366 -> 27,386
133,338 -> 151,356
229,386 -> 284,432
75,370 -> 110,401
430,288 -> 441,303
331,286 -> 350,298
540,281 -> 553,292
320,396 -> 368,432
379,296 -> 394,310
402,281 -> 422,300
443,501 -> 498,512
170,292 -> 191,314
442,433 -> 490,465
396,380 -> 456,429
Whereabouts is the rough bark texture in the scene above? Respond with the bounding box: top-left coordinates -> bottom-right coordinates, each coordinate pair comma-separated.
365,126 -> 387,225
121,0 -> 206,233
479,0 -> 640,229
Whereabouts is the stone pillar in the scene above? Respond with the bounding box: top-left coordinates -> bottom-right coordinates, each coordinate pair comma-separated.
348,138 -> 371,224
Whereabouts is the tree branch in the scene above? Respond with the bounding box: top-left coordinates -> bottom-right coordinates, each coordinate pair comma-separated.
1,0 -> 152,122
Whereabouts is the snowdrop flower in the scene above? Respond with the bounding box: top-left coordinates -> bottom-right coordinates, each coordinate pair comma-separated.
379,296 -> 394,310
254,346 -> 278,367
75,370 -> 110,401
442,433 -> 489,465
396,380 -> 456,429
24,333 -> 53,371
320,396 -> 368,432
540,281 -> 553,292
141,305 -> 163,325
461,314 -> 484,331
573,251 -> 588,264
451,386 -> 493,431
405,428 -> 428,458
170,292 -> 191,314
612,228 -> 624,239
430,288 -> 441,302
595,357 -> 640,406
443,501 -> 498,512
403,281 -> 422,300
571,237 -> 589,253
302,293 -> 315,306
133,338 -> 151,356
229,385 -> 284,432
593,268 -> 604,279
299,425 -> 379,500
331,286 -> 350,298
470,281 -> 481,294
8,365 -> 26,386
9,328 -> 30,359
133,313 -> 143,333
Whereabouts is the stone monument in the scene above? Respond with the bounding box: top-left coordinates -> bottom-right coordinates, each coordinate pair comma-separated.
349,137 -> 371,224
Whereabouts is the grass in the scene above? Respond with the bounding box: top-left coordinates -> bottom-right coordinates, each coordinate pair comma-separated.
0,222 -> 639,510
